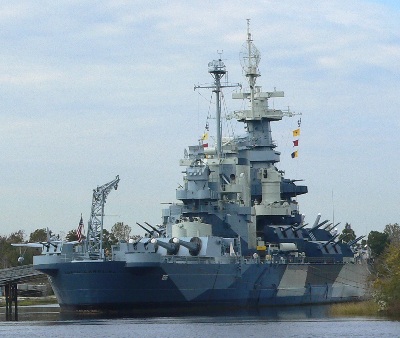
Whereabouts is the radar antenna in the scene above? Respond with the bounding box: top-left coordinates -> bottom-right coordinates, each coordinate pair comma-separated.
239,19 -> 261,118
239,19 -> 261,80
86,175 -> 120,259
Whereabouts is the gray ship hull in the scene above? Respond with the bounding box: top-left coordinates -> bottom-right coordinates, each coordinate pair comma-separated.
35,259 -> 368,312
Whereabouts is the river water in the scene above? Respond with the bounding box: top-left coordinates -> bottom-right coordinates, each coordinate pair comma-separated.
1,304 -> 399,337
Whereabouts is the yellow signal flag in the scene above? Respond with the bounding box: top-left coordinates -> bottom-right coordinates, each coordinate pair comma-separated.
291,151 -> 298,159
202,132 -> 209,140
292,128 -> 300,137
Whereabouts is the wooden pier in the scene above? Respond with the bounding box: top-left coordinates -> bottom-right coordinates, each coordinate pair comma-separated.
0,265 -> 44,321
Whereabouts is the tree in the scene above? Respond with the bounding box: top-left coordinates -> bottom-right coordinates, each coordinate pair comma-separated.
339,222 -> 356,244
368,230 -> 389,258
0,230 -> 26,268
66,229 -> 79,242
384,223 -> 400,245
0,235 -> 13,268
8,230 -> 25,243
372,240 -> 400,312
102,229 -> 118,251
29,228 -> 48,242
111,222 -> 131,242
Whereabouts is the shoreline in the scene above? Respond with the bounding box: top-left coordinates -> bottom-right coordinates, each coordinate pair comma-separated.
0,295 -> 58,307
1,297 -> 398,320
329,300 -> 400,319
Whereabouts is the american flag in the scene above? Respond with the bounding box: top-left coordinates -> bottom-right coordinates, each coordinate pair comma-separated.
77,215 -> 84,242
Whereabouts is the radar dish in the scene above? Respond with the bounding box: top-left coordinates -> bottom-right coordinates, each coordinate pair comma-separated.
239,41 -> 260,74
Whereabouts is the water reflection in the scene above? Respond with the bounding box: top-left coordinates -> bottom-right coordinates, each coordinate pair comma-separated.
1,304 -> 334,322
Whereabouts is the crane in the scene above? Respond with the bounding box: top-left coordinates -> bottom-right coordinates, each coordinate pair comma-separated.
86,175 -> 120,259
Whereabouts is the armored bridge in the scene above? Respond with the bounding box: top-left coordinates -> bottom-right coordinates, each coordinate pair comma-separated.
0,265 -> 44,321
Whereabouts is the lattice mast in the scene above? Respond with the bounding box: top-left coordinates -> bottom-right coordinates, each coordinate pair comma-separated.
86,175 -> 120,258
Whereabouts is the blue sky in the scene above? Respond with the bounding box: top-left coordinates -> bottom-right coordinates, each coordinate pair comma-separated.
0,0 -> 399,239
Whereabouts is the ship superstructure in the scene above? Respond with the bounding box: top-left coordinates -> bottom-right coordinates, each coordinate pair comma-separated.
33,22 -> 368,313
165,21 -> 309,257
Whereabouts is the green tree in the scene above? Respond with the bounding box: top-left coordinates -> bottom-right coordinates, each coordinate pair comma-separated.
0,235 -> 13,268
102,229 -> 118,251
8,230 -> 25,243
339,222 -> 356,243
372,241 -> 400,312
384,223 -> 400,245
368,230 -> 389,258
0,230 -> 26,268
66,229 -> 79,242
111,222 -> 131,242
29,228 -> 48,242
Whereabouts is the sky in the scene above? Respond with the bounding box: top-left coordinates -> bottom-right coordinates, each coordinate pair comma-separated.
0,0 -> 399,239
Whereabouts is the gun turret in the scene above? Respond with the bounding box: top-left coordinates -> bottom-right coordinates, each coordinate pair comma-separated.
322,222 -> 333,230
172,237 -> 202,256
322,233 -> 340,247
281,226 -> 292,233
151,238 -> 180,255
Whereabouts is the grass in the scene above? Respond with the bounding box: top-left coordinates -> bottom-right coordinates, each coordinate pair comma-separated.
329,300 -> 380,317
0,295 -> 58,307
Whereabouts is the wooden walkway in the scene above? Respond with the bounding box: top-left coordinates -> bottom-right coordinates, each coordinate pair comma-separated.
0,265 -> 43,286
0,265 -> 44,321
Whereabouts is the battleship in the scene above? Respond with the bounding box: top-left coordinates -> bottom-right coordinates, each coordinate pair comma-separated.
32,22 -> 369,313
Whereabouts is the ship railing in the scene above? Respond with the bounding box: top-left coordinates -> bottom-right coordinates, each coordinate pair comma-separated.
273,256 -> 343,265
50,253 -> 88,263
162,255 -> 346,265
244,255 -> 346,265
180,204 -> 217,213
302,257 -> 343,264
163,255 -> 241,264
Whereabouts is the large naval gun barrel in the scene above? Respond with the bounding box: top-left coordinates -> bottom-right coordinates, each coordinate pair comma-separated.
322,222 -> 333,230
322,233 -> 340,247
309,219 -> 329,232
324,222 -> 340,231
144,222 -> 162,235
311,214 -> 321,229
137,222 -> 160,237
151,238 -> 179,255
281,225 -> 294,233
293,223 -> 309,232
136,222 -> 152,235
347,235 -> 365,247
172,237 -> 202,256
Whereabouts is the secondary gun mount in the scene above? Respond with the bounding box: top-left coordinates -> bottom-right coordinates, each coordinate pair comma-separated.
151,238 -> 179,255
151,237 -> 202,256
173,237 -> 202,256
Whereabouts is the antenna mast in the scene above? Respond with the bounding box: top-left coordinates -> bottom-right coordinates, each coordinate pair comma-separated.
241,19 -> 261,118
195,56 -> 240,157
